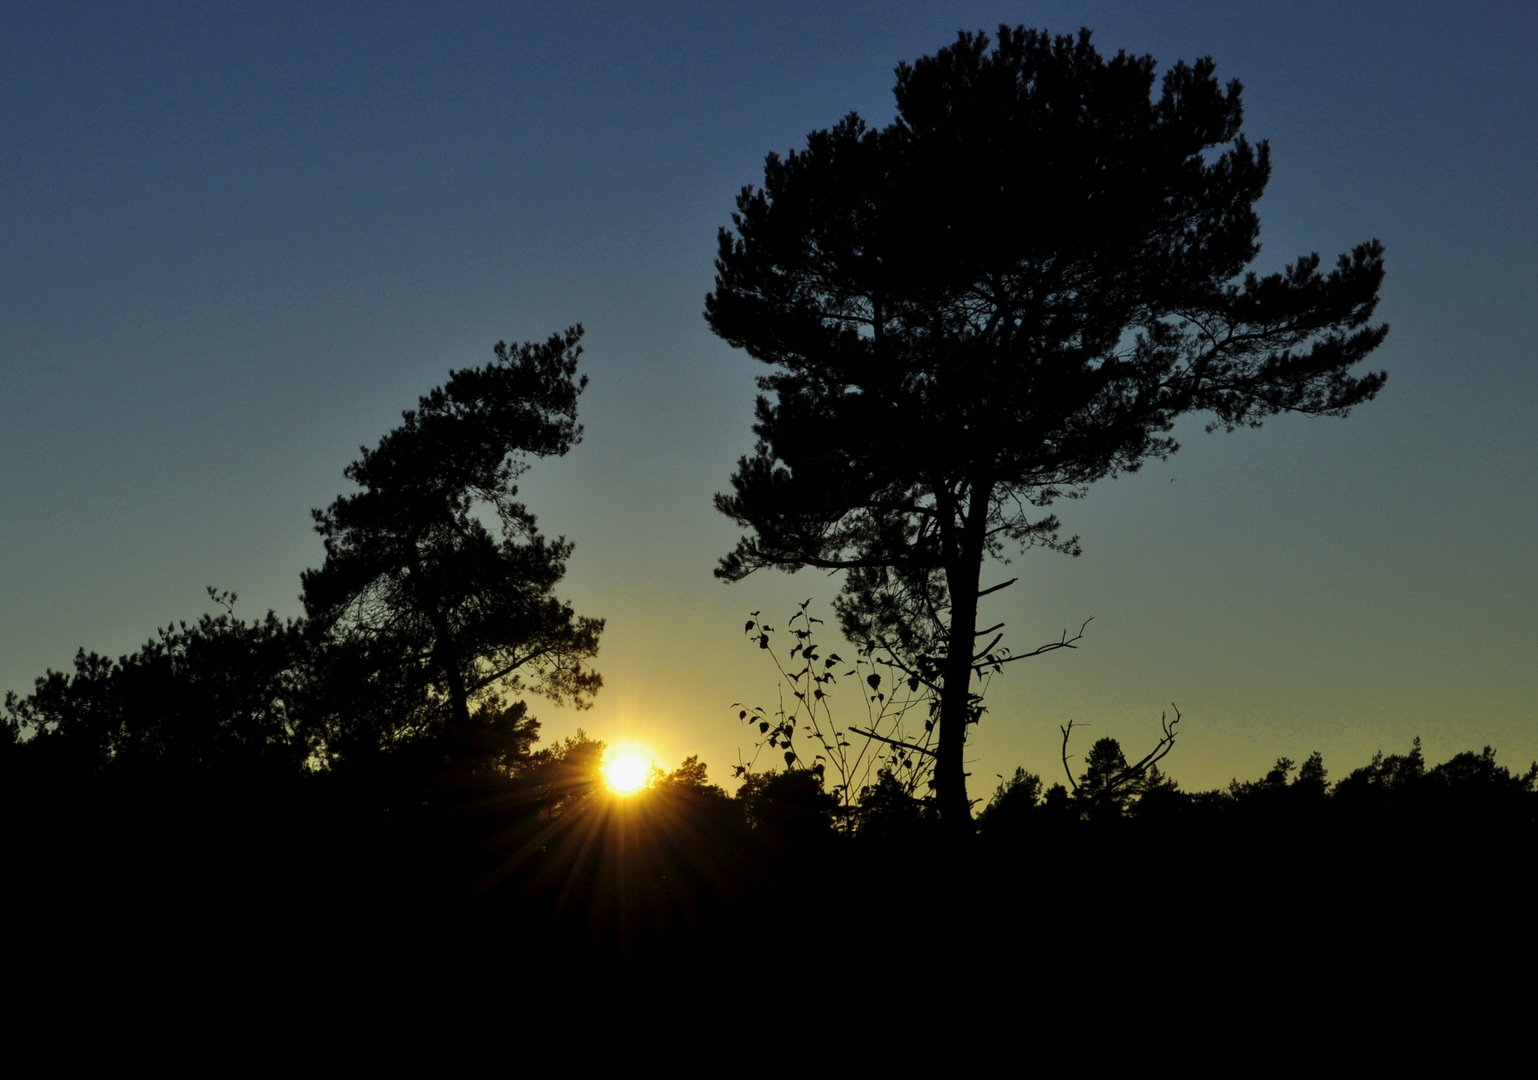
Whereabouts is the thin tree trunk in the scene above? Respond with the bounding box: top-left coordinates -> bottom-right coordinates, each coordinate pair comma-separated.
430,607 -> 473,731
934,481 -> 989,833
407,548 -> 473,731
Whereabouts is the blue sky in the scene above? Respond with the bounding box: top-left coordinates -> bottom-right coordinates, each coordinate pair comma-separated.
3,1 -> 1534,791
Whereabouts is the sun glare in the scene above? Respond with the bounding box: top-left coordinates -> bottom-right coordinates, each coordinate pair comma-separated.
602,752 -> 652,796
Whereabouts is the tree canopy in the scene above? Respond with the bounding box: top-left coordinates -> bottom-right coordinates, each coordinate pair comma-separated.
301,327 -> 604,757
706,27 -> 1388,827
0,590 -> 307,784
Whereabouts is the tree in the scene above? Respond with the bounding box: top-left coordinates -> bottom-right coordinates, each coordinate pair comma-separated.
2,589 -> 308,784
976,766 -> 1044,837
1076,736 -> 1134,819
706,27 -> 1388,830
301,328 -> 604,762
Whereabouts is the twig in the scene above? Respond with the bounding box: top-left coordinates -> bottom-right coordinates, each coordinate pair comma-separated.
849,726 -> 937,758
991,617 -> 1093,666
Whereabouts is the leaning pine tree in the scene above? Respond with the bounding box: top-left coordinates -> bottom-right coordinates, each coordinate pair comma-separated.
706,27 -> 1388,831
301,328 -> 604,771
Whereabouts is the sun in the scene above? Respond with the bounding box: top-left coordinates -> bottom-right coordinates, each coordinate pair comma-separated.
601,752 -> 653,796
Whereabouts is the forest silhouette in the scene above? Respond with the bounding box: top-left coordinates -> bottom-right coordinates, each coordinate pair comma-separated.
5,25 -> 1533,1063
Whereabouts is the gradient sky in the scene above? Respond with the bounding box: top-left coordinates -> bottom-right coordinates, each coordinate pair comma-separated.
3,1 -> 1534,795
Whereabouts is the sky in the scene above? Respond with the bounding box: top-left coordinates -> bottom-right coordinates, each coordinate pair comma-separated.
3,1 -> 1534,795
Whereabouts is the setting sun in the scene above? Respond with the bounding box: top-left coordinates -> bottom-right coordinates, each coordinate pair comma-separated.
602,752 -> 653,796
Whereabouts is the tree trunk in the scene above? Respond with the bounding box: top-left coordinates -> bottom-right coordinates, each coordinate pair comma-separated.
407,548 -> 474,731
430,607 -> 474,731
934,482 -> 989,833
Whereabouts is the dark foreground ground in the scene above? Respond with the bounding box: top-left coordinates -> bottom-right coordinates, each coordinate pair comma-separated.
6,764 -> 1533,1071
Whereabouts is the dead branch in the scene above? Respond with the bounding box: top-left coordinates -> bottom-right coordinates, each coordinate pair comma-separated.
1060,703 -> 1183,800
1106,703 -> 1182,792
1060,718 -> 1081,791
976,577 -> 1018,599
991,617 -> 1093,666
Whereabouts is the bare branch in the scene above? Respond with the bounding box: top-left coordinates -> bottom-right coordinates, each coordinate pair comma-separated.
973,633 -> 1004,662
976,577 -> 1018,599
992,617 -> 1093,666
850,726 -> 937,758
1106,703 -> 1182,790
1060,719 -> 1080,791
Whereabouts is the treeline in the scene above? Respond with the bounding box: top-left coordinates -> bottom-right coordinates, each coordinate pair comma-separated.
4,611 -> 1533,1059
9,593 -> 1532,845
6,599 -> 1533,914
979,736 -> 1538,837
1,592 -> 545,811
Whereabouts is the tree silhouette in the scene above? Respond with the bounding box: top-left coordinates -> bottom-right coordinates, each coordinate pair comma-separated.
976,766 -> 1044,836
301,328 -> 604,756
1076,736 -> 1134,819
1,589 -> 307,783
706,27 -> 1388,829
